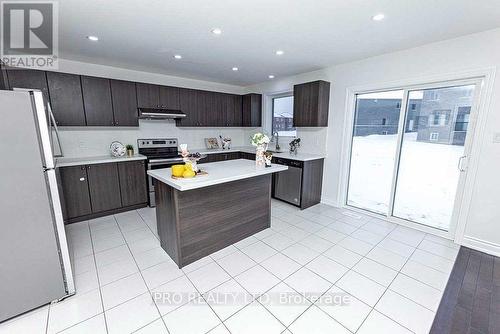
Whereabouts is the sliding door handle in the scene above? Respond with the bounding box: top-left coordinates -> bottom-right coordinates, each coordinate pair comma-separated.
458,155 -> 467,172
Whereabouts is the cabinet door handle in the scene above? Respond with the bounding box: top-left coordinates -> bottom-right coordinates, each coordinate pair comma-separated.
79,177 -> 85,182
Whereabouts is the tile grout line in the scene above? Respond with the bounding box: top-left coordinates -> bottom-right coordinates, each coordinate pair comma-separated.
58,203 -> 456,334
113,212 -> 171,334
354,233 -> 429,334
88,219 -> 110,334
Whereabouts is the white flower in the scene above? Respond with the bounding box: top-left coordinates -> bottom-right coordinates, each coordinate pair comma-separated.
251,133 -> 270,146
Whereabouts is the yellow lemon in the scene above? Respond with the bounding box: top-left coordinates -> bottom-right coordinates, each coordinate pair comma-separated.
182,170 -> 195,178
171,165 -> 185,177
184,162 -> 193,171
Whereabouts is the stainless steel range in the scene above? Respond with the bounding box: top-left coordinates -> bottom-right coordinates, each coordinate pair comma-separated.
138,138 -> 183,207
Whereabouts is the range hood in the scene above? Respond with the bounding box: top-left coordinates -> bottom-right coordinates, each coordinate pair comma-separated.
138,107 -> 186,119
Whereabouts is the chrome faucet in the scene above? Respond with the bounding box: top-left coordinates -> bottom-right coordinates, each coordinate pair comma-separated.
273,132 -> 281,152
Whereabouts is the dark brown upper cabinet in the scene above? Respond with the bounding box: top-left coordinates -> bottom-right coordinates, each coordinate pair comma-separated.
159,85 -> 180,110
81,76 -> 114,126
177,88 -> 199,126
110,80 -> 138,126
242,93 -> 262,127
221,93 -> 242,127
136,83 -> 160,108
5,69 -> 50,105
293,80 -> 330,127
46,72 -> 86,126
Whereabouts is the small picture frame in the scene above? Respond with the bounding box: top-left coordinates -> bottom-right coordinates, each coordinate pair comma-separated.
205,138 -> 220,149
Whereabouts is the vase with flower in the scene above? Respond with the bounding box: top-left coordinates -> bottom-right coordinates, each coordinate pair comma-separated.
251,133 -> 270,168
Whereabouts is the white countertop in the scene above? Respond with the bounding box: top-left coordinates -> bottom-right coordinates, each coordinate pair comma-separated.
148,159 -> 288,191
195,146 -> 325,162
56,154 -> 147,167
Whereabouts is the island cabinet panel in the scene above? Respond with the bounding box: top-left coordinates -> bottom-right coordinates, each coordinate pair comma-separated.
155,174 -> 272,267
159,85 -> 180,110
293,80 -> 330,127
118,160 -> 148,207
86,163 -> 122,213
5,69 -> 50,105
110,80 -> 138,126
81,76 -> 114,126
136,83 -> 160,108
46,72 -> 86,126
58,166 -> 92,219
242,93 -> 262,127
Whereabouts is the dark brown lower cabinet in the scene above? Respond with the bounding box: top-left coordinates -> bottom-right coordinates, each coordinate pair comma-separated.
118,161 -> 148,206
207,152 -> 241,162
86,163 -> 122,213
59,160 -> 148,223
58,165 -> 92,219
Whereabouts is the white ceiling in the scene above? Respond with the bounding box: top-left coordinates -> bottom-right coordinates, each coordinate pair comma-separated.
59,0 -> 500,86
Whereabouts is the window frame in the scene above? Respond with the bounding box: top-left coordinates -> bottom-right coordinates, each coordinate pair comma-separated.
271,93 -> 296,138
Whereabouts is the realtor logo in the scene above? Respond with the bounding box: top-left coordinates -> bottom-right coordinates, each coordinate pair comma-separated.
1,1 -> 58,69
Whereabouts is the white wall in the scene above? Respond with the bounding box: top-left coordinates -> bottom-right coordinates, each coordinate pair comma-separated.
51,59 -> 249,156
246,28 -> 500,254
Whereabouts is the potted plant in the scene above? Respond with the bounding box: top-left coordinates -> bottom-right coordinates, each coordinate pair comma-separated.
126,144 -> 134,157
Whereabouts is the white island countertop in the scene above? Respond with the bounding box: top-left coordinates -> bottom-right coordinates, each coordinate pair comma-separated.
148,159 -> 288,191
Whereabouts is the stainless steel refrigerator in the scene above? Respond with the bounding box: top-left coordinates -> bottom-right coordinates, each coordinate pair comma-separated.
0,90 -> 74,322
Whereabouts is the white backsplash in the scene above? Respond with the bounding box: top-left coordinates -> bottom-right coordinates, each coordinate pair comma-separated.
56,121 -> 326,158
57,119 -> 251,158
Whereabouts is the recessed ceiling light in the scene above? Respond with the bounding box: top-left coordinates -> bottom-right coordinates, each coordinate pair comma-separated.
275,50 -> 284,55
212,28 -> 222,35
372,13 -> 385,21
268,75 -> 275,79
173,54 -> 182,59
232,67 -> 238,71
87,35 -> 99,41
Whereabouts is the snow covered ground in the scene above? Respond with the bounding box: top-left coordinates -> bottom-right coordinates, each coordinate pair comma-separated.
347,133 -> 464,230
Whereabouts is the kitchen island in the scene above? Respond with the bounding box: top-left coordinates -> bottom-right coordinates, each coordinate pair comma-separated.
147,159 -> 288,268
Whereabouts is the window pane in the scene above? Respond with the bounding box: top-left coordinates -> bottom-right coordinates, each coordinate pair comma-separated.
393,85 -> 475,230
347,90 -> 404,214
272,96 -> 296,136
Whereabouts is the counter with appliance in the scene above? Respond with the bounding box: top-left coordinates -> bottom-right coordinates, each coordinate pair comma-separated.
147,159 -> 287,268
195,146 -> 326,162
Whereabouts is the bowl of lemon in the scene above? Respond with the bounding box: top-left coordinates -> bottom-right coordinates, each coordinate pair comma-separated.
171,162 -> 206,179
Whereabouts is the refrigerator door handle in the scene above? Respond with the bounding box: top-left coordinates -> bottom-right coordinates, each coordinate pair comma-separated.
47,102 -> 64,158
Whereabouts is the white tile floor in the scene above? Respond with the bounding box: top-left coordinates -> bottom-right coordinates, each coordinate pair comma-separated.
0,200 -> 460,334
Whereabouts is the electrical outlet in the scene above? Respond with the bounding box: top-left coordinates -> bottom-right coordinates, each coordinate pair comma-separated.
493,133 -> 500,144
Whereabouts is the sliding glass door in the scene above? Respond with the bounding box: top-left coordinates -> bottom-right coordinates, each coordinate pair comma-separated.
347,90 -> 404,214
346,82 -> 478,232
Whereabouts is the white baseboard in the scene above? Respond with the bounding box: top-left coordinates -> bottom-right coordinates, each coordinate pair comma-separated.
462,236 -> 500,257
320,197 -> 338,207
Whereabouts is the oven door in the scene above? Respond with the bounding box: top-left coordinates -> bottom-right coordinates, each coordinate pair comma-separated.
147,158 -> 184,207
